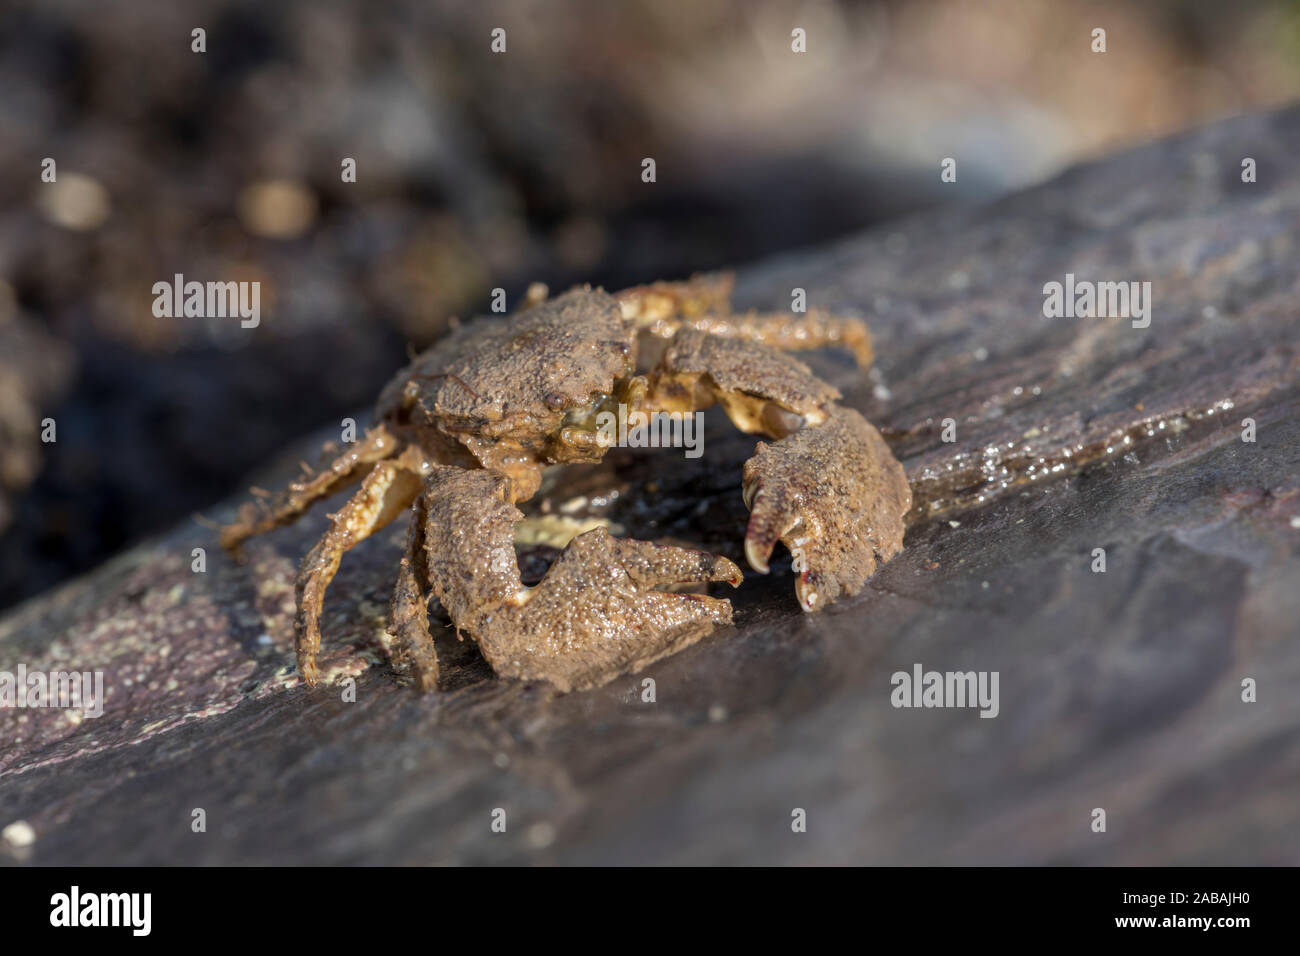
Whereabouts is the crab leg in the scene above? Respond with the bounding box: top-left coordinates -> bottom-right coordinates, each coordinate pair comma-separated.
614,271 -> 736,325
294,447 -> 425,684
669,309 -> 873,368
644,327 -> 841,435
616,272 -> 873,367
219,424 -> 401,554
421,465 -> 741,692
388,494 -> 440,691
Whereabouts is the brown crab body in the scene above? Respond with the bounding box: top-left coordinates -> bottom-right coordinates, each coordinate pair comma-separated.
375,288 -> 636,500
221,274 -> 910,692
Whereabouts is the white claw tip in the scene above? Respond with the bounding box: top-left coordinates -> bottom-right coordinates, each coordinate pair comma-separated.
795,578 -> 818,611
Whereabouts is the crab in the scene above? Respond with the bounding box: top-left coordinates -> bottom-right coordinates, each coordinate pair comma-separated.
220,273 -> 911,692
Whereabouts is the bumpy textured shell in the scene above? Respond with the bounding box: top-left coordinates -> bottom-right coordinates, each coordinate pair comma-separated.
376,288 -> 634,439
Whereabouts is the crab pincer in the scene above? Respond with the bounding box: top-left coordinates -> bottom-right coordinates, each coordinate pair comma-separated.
421,464 -> 742,691
742,406 -> 910,611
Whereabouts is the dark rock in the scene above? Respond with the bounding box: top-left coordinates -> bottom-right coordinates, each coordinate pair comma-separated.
0,311 -> 75,533
2,107 -> 1298,864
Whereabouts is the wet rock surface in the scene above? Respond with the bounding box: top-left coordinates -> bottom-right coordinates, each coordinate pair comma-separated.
2,107 -> 1299,864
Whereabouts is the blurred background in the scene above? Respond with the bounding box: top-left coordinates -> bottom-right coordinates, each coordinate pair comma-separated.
2,0 -> 1299,610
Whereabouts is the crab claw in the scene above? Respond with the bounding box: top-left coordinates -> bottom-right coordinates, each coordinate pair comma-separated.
741,406 -> 911,611
470,527 -> 742,691
421,465 -> 744,692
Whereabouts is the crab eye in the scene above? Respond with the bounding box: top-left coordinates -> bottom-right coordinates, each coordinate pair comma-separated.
544,392 -> 567,410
